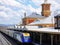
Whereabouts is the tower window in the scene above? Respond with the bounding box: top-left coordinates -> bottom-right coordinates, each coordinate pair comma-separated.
45,6 -> 49,10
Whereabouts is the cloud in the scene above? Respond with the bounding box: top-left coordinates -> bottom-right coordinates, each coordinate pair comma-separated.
0,0 -> 60,24
0,0 -> 20,6
0,12 -> 8,18
55,0 -> 60,3
0,0 -> 27,24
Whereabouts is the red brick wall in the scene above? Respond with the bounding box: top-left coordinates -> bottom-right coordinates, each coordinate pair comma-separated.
23,18 -> 36,25
42,4 -> 51,17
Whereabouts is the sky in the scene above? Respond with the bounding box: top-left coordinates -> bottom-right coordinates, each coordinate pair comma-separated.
0,0 -> 60,25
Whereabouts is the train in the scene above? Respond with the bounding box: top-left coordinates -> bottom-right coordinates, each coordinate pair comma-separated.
0,30 -> 32,44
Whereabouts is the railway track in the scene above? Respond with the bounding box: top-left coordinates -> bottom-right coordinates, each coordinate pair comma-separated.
0,33 -> 12,45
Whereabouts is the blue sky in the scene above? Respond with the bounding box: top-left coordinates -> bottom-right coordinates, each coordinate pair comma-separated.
0,0 -> 60,25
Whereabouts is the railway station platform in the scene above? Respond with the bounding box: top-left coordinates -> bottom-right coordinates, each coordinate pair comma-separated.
0,33 -> 12,45
1,29 -> 60,45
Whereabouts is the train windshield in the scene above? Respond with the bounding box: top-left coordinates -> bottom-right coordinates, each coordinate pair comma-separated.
23,33 -> 30,36
22,33 -> 31,43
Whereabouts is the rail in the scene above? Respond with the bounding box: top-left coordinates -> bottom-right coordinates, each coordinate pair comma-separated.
0,33 -> 12,45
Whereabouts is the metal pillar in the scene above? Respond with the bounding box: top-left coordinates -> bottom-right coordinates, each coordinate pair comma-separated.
51,35 -> 53,45
55,35 -> 57,45
40,33 -> 42,45
33,32 -> 35,42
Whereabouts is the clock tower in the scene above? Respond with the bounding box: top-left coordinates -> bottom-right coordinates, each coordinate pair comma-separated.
41,0 -> 51,17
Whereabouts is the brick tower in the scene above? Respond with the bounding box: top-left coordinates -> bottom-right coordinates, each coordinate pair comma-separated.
41,0 -> 51,17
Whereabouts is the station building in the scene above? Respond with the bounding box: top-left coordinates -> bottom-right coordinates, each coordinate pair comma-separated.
22,0 -> 54,27
16,0 -> 60,45
1,0 -> 60,45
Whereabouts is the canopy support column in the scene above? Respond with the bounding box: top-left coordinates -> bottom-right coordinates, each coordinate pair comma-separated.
51,35 -> 54,45
40,33 -> 42,45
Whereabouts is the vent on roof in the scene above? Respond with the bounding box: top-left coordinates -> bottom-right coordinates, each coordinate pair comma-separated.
32,12 -> 39,15
36,20 -> 39,21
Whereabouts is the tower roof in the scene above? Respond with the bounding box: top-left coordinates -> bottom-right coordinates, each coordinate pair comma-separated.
43,0 -> 50,4
44,0 -> 47,3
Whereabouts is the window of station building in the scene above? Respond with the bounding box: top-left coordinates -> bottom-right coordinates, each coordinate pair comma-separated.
55,16 -> 60,29
38,26 -> 42,28
58,19 -> 60,27
44,5 -> 49,10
